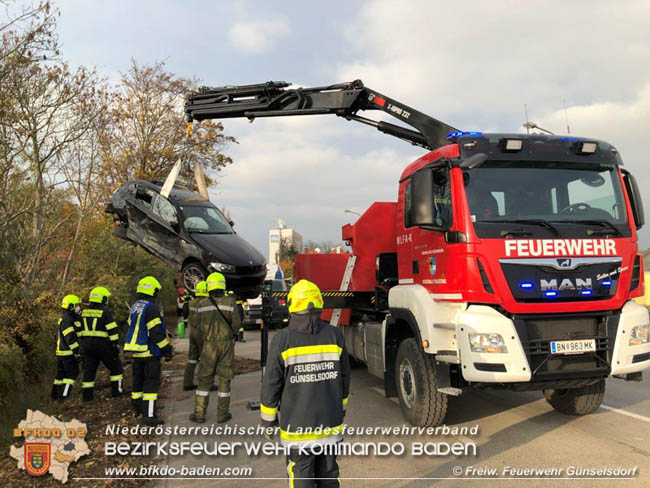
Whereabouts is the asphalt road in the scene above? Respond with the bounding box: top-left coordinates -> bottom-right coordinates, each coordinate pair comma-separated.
155,329 -> 650,488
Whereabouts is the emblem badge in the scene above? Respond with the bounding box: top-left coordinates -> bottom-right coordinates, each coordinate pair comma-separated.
25,443 -> 51,476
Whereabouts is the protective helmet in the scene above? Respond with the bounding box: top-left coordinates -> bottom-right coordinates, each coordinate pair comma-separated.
137,276 -> 162,296
206,272 -> 226,292
89,286 -> 111,304
195,281 -> 209,297
287,279 -> 323,314
61,294 -> 81,310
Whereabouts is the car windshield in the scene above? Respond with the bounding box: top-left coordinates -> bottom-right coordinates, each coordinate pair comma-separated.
465,162 -> 629,238
180,205 -> 233,234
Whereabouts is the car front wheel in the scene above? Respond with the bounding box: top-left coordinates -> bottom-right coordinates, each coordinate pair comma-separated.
181,262 -> 206,292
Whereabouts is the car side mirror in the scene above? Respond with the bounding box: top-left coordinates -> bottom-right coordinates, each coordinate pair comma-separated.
171,221 -> 180,233
229,220 -> 235,227
410,169 -> 436,226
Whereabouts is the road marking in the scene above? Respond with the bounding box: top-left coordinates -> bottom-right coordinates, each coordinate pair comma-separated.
601,404 -> 650,423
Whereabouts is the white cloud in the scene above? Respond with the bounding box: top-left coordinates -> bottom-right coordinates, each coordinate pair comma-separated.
228,17 -> 290,54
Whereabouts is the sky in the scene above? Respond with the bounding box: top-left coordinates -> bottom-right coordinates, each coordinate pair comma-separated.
55,0 -> 650,259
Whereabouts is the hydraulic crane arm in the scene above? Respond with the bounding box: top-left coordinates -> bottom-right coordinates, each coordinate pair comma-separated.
185,79 -> 457,150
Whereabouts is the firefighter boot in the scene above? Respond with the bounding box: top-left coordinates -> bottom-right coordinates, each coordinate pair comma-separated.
51,382 -> 60,400
60,380 -> 73,401
82,385 -> 94,402
131,396 -> 143,416
189,393 -> 208,423
111,375 -> 125,397
142,399 -> 164,426
216,378 -> 231,423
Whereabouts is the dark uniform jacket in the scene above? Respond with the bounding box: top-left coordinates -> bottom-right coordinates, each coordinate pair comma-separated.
80,304 -> 119,342
56,311 -> 81,356
261,311 -> 350,447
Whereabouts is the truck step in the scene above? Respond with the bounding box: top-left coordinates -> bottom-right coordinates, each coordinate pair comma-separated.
437,387 -> 463,396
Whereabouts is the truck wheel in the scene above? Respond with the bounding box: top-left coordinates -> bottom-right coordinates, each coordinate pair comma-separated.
395,338 -> 448,427
543,379 -> 605,415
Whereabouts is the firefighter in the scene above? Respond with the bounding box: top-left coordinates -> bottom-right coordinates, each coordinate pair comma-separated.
183,280 -> 209,391
124,276 -> 172,426
260,279 -> 350,488
52,294 -> 82,401
189,272 -> 240,424
235,296 -> 246,342
80,286 -> 124,402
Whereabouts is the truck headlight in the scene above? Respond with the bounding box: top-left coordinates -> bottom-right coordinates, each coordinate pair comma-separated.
629,324 -> 649,346
469,333 -> 508,353
210,262 -> 236,273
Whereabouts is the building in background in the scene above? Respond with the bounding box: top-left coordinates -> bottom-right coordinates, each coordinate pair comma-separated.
269,219 -> 303,265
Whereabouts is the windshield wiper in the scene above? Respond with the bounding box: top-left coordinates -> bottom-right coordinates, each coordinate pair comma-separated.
562,219 -> 622,237
481,219 -> 561,237
499,228 -> 533,238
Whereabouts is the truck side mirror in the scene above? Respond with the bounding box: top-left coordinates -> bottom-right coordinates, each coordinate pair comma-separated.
411,169 -> 436,226
622,170 -> 645,229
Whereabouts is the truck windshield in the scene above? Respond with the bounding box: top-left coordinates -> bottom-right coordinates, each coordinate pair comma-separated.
181,205 -> 234,234
465,162 -> 630,238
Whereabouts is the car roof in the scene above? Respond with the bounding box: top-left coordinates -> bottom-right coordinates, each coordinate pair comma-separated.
133,180 -> 214,206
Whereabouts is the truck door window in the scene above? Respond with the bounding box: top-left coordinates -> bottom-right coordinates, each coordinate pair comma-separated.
152,195 -> 178,225
433,169 -> 452,228
404,182 -> 413,228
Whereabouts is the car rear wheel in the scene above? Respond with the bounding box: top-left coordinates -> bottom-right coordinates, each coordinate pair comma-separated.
181,262 -> 206,292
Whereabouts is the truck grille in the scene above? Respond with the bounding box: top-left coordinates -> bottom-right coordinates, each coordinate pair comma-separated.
512,312 -> 619,381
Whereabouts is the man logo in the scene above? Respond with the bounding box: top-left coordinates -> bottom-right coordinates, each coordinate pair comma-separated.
25,443 -> 51,476
557,258 -> 572,268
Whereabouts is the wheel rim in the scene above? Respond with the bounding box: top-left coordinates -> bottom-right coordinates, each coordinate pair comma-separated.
183,265 -> 205,291
399,358 -> 416,409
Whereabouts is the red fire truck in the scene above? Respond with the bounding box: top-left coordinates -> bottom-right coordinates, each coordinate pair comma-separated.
185,80 -> 650,426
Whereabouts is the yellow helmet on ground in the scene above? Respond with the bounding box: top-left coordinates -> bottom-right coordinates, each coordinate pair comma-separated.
206,272 -> 226,292
288,279 -> 324,313
137,276 -> 162,296
61,294 -> 81,310
195,281 -> 208,297
89,286 -> 111,304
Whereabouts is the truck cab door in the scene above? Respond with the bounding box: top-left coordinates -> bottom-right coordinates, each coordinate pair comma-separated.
400,167 -> 453,290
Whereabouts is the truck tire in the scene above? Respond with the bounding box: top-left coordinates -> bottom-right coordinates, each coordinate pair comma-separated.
543,379 -> 605,415
395,338 -> 448,427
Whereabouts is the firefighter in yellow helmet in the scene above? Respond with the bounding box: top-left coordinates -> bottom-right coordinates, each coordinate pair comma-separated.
52,295 -> 82,401
183,280 -> 218,391
261,279 -> 350,488
80,286 -> 124,401
124,276 -> 172,426
190,272 -> 240,423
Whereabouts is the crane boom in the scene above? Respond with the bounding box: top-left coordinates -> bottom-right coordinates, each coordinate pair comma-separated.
185,79 -> 457,150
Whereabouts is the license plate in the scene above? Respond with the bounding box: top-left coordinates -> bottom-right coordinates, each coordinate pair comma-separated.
550,339 -> 596,355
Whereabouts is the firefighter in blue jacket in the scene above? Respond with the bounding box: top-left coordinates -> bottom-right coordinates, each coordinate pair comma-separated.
261,279 -> 350,488
52,294 -> 82,401
124,276 -> 172,426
